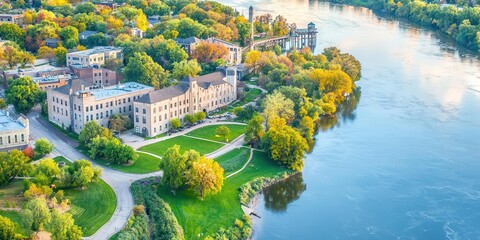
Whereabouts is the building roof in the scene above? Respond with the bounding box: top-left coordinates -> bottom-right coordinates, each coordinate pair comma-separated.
136,83 -> 190,104
79,30 -> 98,38
207,37 -> 240,48
183,71 -> 227,88
54,78 -> 93,95
67,46 -> 122,57
174,37 -> 202,45
45,38 -> 60,44
0,111 -> 27,132
87,82 -> 153,100
4,64 -> 71,78
33,74 -> 72,84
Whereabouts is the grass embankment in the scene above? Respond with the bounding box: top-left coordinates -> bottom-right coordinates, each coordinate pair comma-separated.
214,148 -> 251,176
139,135 -> 224,156
186,124 -> 246,143
0,180 -> 28,236
157,151 -> 286,239
53,156 -> 117,236
42,115 -> 79,141
65,179 -> 117,236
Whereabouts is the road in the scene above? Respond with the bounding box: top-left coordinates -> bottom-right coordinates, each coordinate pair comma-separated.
28,111 -> 247,239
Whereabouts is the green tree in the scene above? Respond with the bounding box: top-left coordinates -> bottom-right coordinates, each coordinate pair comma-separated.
245,115 -> 264,148
194,111 -> 206,121
34,138 -> 54,157
273,44 -> 282,56
184,114 -> 196,124
0,215 -> 22,240
79,121 -> 112,146
55,46 -> 68,66
263,117 -> 308,171
103,138 -> 137,164
33,158 -> 60,185
108,114 -> 130,134
85,33 -> 108,48
0,98 -> 7,110
65,159 -> 102,188
236,21 -> 251,47
24,197 -> 51,231
59,26 -> 79,42
102,58 -> 124,72
170,118 -> 181,129
171,59 -> 202,80
0,150 -> 33,186
50,210 -> 83,240
271,15 -> 289,36
215,125 -> 231,142
140,36 -> 188,71
0,45 -> 35,69
188,157 -> 224,199
262,91 -> 295,129
298,115 -> 315,144
123,52 -> 168,89
0,24 -> 25,46
74,2 -> 96,14
160,145 -> 187,189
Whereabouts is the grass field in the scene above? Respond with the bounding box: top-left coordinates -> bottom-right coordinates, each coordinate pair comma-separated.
214,148 -> 251,176
139,135 -> 224,156
157,151 -> 286,239
0,210 -> 28,236
0,179 -> 24,207
186,124 -> 245,143
109,152 -> 161,174
65,179 -> 117,236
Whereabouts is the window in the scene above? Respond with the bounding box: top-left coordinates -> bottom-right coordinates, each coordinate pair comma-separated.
86,116 -> 89,121
154,128 -> 156,133
128,97 -> 130,102
106,111 -> 109,117
14,135 -> 17,143
143,109 -> 146,114
165,105 -> 167,110
129,105 -> 132,111
53,106 -> 56,111
135,107 -> 138,113
123,99 -> 126,104
153,108 -> 156,113
8,136 -> 11,144
123,106 -> 126,112
100,112 -> 103,118
142,116 -> 146,124
21,134 -> 24,142
75,113 -> 77,120
90,106 -> 93,111
0,137 -> 3,145
135,115 -> 139,123
96,105 -> 98,110
96,113 -> 99,120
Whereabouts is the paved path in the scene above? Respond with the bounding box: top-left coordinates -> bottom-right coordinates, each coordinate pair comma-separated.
28,111 -> 247,239
225,148 -> 254,178
28,111 -> 162,240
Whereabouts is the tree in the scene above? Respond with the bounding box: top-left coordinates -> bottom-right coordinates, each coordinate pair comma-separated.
34,138 -> 54,157
160,145 -> 187,189
79,121 -> 111,146
0,150 -> 33,185
23,146 -> 34,159
273,44 -> 282,56
103,138 -> 137,164
170,118 -> 181,129
263,117 -> 308,171
298,116 -> 315,144
237,105 -> 256,121
245,50 -> 262,74
215,125 -> 231,142
108,114 -> 130,134
188,157 -> 224,199
123,52 -> 168,89
139,36 -> 188,71
24,198 -> 51,231
55,47 -> 68,66
191,41 -> 229,63
184,114 -> 196,124
33,158 -> 60,185
102,58 -> 124,72
0,45 -> 35,69
313,69 -> 354,102
171,59 -> 202,80
0,215 -> 22,240
194,111 -> 206,121
245,115 -> 264,148
262,91 -> 295,129
0,24 -> 25,47
236,21 -> 251,47
74,2 -> 96,14
0,98 -> 7,110
50,210 -> 83,240
271,15 -> 289,36
37,46 -> 56,63
64,159 -> 102,188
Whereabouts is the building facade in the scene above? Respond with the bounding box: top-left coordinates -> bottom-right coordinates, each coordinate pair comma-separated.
70,64 -> 119,86
47,81 -> 154,133
0,14 -> 24,26
66,47 -> 123,67
0,111 -> 29,150
174,37 -> 202,55
133,67 -> 237,137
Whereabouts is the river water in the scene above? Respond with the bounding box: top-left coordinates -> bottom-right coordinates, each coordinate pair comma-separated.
216,1 -> 480,239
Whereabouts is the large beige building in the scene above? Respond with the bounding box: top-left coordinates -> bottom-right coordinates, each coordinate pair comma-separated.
0,111 -> 29,150
66,47 -> 123,67
47,81 -> 154,133
133,67 -> 237,137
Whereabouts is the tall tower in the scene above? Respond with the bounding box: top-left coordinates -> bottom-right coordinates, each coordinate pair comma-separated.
248,6 -> 254,50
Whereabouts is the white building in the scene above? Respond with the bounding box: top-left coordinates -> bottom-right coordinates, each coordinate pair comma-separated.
66,47 -> 123,67
0,111 -> 29,150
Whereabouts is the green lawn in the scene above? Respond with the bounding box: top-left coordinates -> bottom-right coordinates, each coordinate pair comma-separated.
214,148 -> 251,176
109,152 -> 161,174
187,124 -> 246,143
65,179 -> 117,236
157,151 -> 286,239
0,210 -> 28,236
139,135 -> 224,156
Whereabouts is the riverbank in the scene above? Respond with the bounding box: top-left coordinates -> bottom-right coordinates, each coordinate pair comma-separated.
322,0 -> 480,53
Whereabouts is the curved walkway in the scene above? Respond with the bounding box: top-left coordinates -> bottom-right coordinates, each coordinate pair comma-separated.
225,148 -> 254,179
28,111 -> 248,240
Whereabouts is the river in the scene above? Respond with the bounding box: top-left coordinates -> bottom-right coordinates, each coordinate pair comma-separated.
215,0 -> 480,239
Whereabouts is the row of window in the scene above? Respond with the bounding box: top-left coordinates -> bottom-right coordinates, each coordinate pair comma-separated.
79,96 -> 138,113
53,97 -> 68,107
0,134 -> 25,145
53,105 -> 68,117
